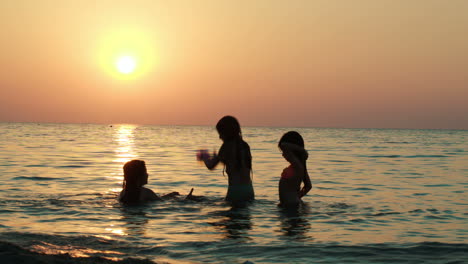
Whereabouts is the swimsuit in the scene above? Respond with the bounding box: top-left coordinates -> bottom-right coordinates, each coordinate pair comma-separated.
281,165 -> 295,179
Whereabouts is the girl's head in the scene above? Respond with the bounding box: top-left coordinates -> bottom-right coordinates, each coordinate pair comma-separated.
123,159 -> 148,186
279,131 -> 305,161
279,131 -> 304,148
121,160 -> 148,204
216,115 -> 242,141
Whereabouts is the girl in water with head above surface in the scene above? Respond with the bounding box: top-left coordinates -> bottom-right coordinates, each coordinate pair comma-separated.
198,116 -> 254,205
278,131 -> 312,208
119,160 -> 194,204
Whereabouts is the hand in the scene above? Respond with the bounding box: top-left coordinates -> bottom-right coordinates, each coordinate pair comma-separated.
196,149 -> 211,161
185,188 -> 194,199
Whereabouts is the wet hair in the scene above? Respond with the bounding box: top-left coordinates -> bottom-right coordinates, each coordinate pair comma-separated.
279,131 -> 306,162
121,160 -> 147,204
216,115 -> 252,176
216,115 -> 242,141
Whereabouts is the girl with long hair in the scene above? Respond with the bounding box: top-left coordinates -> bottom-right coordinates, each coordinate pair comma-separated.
199,116 -> 254,205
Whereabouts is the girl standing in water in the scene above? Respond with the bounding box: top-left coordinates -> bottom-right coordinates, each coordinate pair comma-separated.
278,131 -> 312,208
198,116 -> 254,205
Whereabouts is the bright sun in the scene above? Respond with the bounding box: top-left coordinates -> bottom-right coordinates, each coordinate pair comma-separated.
116,56 -> 137,74
98,27 -> 156,80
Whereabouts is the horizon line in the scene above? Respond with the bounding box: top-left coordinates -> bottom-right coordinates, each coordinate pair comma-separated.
1,120 -> 466,131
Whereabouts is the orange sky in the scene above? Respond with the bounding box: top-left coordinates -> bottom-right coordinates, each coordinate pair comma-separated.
1,0 -> 467,129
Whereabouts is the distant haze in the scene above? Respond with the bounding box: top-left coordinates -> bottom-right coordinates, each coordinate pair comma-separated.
1,0 -> 467,129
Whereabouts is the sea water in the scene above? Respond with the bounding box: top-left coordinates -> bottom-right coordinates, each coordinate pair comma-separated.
0,123 -> 466,263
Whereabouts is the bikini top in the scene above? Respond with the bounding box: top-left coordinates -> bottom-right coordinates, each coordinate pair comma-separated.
281,165 -> 295,180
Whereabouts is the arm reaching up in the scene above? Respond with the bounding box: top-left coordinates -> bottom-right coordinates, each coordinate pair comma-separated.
185,188 -> 194,199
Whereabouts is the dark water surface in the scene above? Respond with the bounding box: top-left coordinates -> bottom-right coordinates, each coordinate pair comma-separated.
0,123 -> 466,263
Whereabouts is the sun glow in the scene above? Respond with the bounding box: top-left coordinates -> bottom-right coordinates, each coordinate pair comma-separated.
98,27 -> 156,80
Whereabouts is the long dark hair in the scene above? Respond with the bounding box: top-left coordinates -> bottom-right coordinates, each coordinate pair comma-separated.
216,115 -> 252,173
121,160 -> 147,204
216,115 -> 242,141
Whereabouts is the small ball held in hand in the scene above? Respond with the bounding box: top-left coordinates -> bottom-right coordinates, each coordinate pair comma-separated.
196,149 -> 210,161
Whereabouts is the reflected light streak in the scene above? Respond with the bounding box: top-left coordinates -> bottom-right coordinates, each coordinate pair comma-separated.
110,124 -> 138,196
105,227 -> 126,236
113,124 -> 138,163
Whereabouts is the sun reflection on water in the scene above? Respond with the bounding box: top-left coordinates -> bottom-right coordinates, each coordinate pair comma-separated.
105,226 -> 126,236
113,124 -> 138,165
109,124 -> 138,196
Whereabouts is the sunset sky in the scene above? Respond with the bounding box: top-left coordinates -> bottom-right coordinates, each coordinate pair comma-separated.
1,0 -> 467,129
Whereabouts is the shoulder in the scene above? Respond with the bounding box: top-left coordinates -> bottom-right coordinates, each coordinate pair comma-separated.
241,140 -> 251,151
218,141 -> 234,158
220,140 -> 234,151
141,187 -> 161,201
118,190 -> 125,201
221,139 -> 250,151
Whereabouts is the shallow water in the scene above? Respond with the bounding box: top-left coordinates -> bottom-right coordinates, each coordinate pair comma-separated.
0,123 -> 467,263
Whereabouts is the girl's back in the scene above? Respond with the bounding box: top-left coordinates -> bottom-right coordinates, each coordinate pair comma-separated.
219,139 -> 252,185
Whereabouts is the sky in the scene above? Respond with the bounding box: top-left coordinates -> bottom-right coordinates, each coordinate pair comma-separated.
0,0 -> 467,129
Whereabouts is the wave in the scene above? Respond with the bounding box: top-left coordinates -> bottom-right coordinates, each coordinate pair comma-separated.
0,240 -> 156,264
169,241 -> 468,263
0,232 -> 161,264
54,165 -> 89,168
424,184 -> 453,187
1,233 -> 467,264
363,155 -> 402,158
360,154 -> 450,158
24,164 -> 48,167
12,176 -> 56,181
405,155 -> 450,158
352,187 -> 376,191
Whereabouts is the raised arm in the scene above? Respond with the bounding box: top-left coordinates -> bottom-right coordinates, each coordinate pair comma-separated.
279,142 -> 308,160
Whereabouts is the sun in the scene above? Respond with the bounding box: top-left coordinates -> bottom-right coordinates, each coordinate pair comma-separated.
116,56 -> 137,74
97,27 -> 157,80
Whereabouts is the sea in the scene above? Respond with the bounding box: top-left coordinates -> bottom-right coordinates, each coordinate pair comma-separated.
0,122 -> 466,264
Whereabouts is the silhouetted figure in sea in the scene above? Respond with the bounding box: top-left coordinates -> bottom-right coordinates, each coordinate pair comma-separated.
278,131 -> 312,208
119,160 -> 197,204
198,116 -> 254,206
